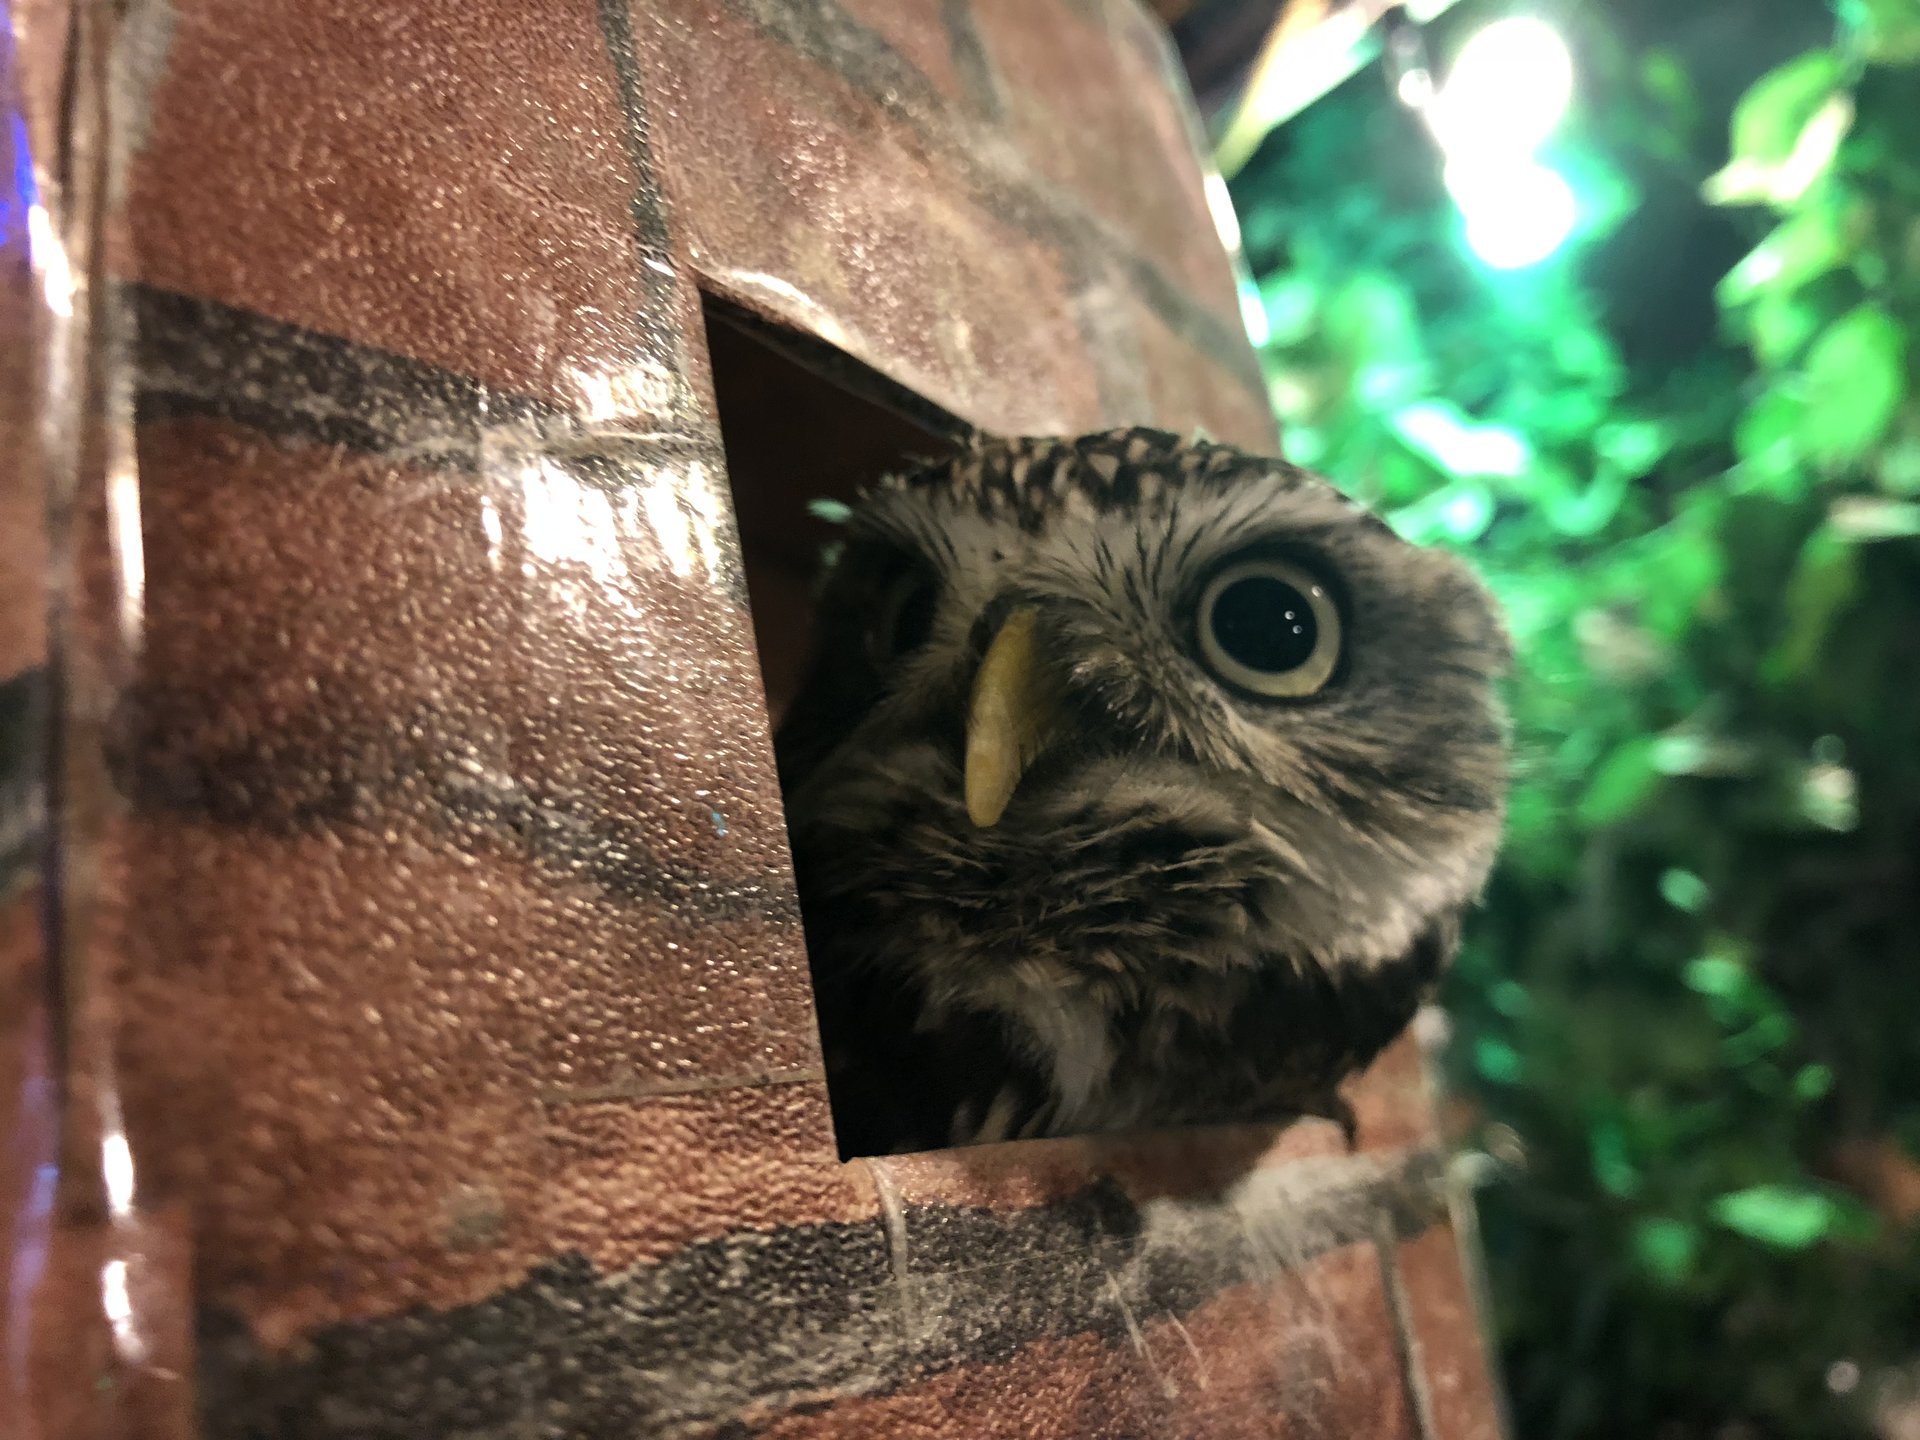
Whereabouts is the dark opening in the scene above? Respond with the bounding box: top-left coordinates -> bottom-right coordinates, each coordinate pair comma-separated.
701,294 -> 966,722
702,293 -> 971,1159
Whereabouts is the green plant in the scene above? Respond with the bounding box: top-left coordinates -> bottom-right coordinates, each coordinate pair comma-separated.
1233,2 -> 1920,1434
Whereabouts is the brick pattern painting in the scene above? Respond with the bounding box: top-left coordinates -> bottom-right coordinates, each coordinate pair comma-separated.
0,1 -> 1507,1436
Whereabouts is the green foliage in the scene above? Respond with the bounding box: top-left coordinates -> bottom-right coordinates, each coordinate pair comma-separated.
1233,4 -> 1920,1435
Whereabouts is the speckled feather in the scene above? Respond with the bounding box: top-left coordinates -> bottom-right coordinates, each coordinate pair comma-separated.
776,427 -> 1510,1156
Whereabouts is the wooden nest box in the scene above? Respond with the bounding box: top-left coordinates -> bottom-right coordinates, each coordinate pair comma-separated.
0,0 -> 1506,1435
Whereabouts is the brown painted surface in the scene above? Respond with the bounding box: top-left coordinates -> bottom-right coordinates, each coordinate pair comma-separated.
1123,283 -> 1285,452
642,0 -> 1106,440
16,1205 -> 199,1440
838,0 -> 973,107
117,397 -> 830,1336
0,883 -> 57,1433
125,0 -> 681,408
971,0 -> 1229,301
10,0 -> 67,176
1399,1221 -> 1507,1440
0,256 -> 45,679
3,0 -> 1504,1435
872,1123 -> 1304,1218
637,0 -> 1273,452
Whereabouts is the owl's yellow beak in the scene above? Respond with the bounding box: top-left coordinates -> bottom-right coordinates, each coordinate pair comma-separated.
965,605 -> 1060,828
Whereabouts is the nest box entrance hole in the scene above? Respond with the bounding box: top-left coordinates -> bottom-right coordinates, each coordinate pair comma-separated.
701,293 -> 965,724
702,293 -> 967,1158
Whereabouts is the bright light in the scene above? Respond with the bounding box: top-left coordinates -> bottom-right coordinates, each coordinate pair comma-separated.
1448,158 -> 1579,270
102,1257 -> 148,1363
1433,17 -> 1574,159
1203,171 -> 1243,254
101,1128 -> 136,1216
1393,400 -> 1532,476
1410,16 -> 1580,270
27,204 -> 74,318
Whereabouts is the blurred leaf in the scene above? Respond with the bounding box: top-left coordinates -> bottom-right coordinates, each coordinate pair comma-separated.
1799,305 -> 1908,463
1711,1185 -> 1843,1249
1764,526 -> 1862,683
1438,483 -> 1496,541
1660,869 -> 1711,912
1637,523 -> 1728,640
1734,388 -> 1809,482
1279,421 -> 1328,468
1258,272 -> 1319,348
1633,1217 -> 1700,1284
1541,465 -> 1632,537
1799,761 -> 1861,831
1725,1011 -> 1797,1064
1499,785 -> 1580,881
1718,208 -> 1850,309
1651,732 -> 1762,777
1794,1063 -> 1836,1100
1704,53 -> 1850,207
1594,419 -> 1673,476
1384,478 -> 1495,544
1745,288 -> 1830,368
1390,400 -> 1532,479
1475,1037 -> 1525,1084
1324,272 -> 1422,373
1828,495 -> 1920,537
1641,47 -> 1701,135
1491,981 -> 1532,1018
1877,430 -> 1920,494
1577,608 -> 1668,681
1685,952 -> 1755,1002
1843,0 -> 1920,63
1592,1121 -> 1641,1198
1578,737 -> 1662,827
1551,325 -> 1622,384
1706,54 -> 1851,206
1368,446 -> 1440,506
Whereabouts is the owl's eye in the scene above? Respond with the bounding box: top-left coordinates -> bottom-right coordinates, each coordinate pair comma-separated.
869,569 -> 939,663
1195,556 -> 1343,697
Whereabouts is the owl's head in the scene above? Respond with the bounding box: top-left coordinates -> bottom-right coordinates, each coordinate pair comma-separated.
777,427 -> 1509,1136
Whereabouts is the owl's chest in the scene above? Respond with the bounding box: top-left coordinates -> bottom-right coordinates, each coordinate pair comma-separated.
963,969 -> 1119,1125
954,958 -> 1260,1135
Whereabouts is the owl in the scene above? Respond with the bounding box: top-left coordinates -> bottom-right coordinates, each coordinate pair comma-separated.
775,427 -> 1509,1157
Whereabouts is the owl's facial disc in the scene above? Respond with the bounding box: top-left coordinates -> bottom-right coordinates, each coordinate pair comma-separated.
963,552 -> 1349,827
964,605 -> 1064,828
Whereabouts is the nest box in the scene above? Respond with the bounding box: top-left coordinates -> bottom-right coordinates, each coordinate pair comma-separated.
0,1 -> 1507,1435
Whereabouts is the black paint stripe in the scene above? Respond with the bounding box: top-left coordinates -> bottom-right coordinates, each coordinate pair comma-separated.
591,0 -> 727,423
0,668 -> 47,894
710,0 -> 1266,406
196,1151 -> 1446,1438
122,687 -> 800,927
593,0 -> 675,258
136,285 -> 555,460
940,0 -> 1006,123
131,285 -> 724,476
